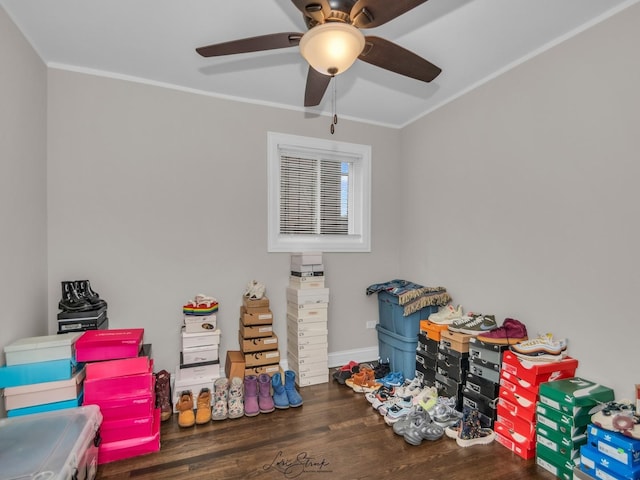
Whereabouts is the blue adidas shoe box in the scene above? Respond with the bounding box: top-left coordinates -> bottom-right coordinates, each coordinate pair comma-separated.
0,359 -> 81,388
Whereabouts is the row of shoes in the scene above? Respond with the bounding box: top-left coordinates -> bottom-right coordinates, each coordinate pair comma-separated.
58,280 -> 107,312
332,359 -> 390,388
174,371 -> 304,427
428,304 -> 569,363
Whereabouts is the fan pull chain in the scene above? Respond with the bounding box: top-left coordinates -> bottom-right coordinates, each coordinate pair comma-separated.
330,76 -> 338,135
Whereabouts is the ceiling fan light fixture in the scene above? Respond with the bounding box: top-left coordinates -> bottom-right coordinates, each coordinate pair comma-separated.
299,22 -> 365,76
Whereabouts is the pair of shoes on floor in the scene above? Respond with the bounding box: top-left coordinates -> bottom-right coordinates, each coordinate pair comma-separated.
176,388 -> 212,427
444,407 -> 495,447
332,361 -> 359,385
271,371 -> 303,409
391,406 -> 444,445
428,304 -> 464,325
377,371 -> 404,388
211,377 -> 244,421
591,400 -> 640,439
448,314 -> 498,335
345,367 -> 381,393
476,318 -> 528,345
510,333 -> 568,362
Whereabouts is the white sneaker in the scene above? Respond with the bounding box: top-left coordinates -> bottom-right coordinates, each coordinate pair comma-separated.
428,304 -> 463,325
510,333 -> 567,362
243,280 -> 265,300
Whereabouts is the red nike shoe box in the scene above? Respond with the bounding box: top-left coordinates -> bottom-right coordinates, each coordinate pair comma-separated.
498,386 -> 537,423
501,351 -> 578,387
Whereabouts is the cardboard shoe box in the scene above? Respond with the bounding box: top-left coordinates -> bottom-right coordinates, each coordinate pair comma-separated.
439,330 -> 472,353
239,332 -> 279,353
538,377 -> 615,417
225,350 -> 245,380
240,321 -> 274,339
240,306 -> 273,326
242,296 -> 270,313
244,350 -> 280,368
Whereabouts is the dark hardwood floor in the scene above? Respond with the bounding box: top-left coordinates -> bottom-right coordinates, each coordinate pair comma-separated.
95,375 -> 557,480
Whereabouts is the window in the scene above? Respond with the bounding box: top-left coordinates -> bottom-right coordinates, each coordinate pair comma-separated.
267,132 -> 371,252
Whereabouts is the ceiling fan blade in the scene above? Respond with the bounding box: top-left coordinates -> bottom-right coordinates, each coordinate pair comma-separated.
359,36 -> 441,82
290,0 -> 331,24
304,67 -> 331,107
350,0 -> 429,28
196,32 -> 303,58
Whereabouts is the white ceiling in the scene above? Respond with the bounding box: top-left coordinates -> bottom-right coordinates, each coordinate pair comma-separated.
2,0 -> 636,128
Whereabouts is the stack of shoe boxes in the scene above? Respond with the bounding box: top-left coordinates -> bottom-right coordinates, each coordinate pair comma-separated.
286,252 -> 329,387
173,326 -> 222,413
0,332 -> 85,416
535,377 -> 614,480
494,351 -> 578,460
415,321 -> 444,387
461,337 -> 509,428
580,423 -> 640,480
76,328 -> 161,464
239,295 -> 280,377
435,329 -> 473,410
57,280 -> 108,334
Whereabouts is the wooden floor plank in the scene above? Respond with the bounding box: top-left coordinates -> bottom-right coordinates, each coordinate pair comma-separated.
95,376 -> 558,480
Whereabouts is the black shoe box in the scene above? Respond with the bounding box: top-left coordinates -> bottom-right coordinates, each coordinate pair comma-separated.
462,385 -> 498,422
435,372 -> 464,409
57,306 -> 107,321
415,363 -> 436,387
465,371 -> 500,400
469,337 -> 509,365
418,332 -> 438,355
57,315 -> 108,334
436,349 -> 469,382
468,356 -> 501,384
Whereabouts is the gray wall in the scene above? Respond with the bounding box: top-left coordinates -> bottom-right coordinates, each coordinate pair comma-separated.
46,70 -> 401,375
2,2 -> 639,403
399,3 -> 640,399
0,10 -> 47,349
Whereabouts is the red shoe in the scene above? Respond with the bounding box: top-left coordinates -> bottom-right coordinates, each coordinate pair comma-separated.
476,318 -> 528,345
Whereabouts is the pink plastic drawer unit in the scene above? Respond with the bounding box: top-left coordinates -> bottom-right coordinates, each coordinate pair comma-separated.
75,328 -> 144,362
85,356 -> 151,380
100,413 -> 155,443
90,392 -> 155,421
98,408 -> 161,465
3,366 -> 86,411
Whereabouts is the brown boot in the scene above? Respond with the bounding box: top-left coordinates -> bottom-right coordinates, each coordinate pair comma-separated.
195,388 -> 212,424
155,370 -> 172,422
176,391 -> 195,427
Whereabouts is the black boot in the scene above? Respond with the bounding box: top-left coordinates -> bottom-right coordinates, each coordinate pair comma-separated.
58,281 -> 93,312
76,280 -> 107,309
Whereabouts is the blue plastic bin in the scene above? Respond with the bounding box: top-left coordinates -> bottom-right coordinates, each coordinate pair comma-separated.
377,291 -> 438,338
376,325 -> 418,380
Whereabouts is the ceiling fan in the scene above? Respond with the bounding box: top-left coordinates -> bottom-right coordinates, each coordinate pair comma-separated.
195,0 -> 442,107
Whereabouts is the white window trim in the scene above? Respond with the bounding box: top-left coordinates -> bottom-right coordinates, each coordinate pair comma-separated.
267,132 -> 371,253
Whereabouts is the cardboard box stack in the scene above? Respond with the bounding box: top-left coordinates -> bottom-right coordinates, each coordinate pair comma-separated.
536,377 -> 614,480
286,252 -> 329,387
434,329 -> 473,411
494,351 -> 579,460
581,422 -> 640,480
461,337 -> 510,428
77,328 -> 161,464
240,294 -> 280,377
0,332 -> 85,416
173,296 -> 222,413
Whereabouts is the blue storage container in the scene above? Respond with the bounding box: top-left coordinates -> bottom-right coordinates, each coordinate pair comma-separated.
376,325 -> 418,380
377,290 -> 438,338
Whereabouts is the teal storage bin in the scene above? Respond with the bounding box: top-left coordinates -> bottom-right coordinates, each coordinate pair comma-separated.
377,291 -> 438,338
376,325 -> 418,380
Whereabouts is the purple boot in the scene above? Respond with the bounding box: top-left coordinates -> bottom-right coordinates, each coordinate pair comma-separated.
244,375 -> 260,417
258,373 -> 275,413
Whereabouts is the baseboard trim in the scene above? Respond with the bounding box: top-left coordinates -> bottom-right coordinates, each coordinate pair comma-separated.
280,346 -> 379,372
